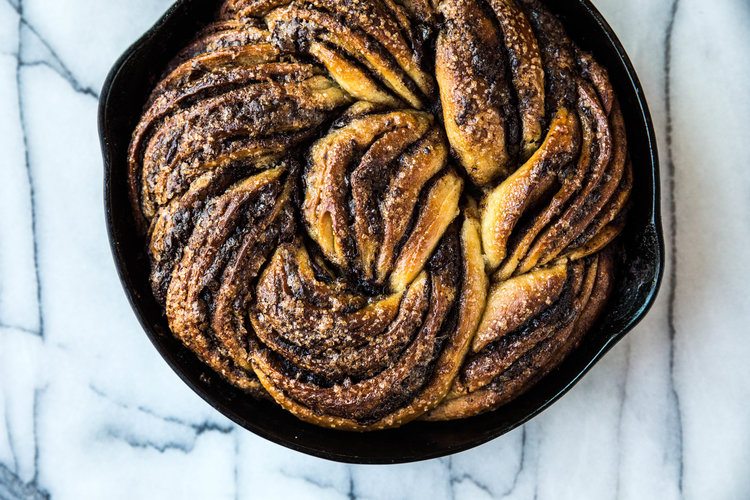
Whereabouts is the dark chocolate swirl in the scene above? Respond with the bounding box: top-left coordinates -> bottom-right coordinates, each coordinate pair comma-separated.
127,0 -> 631,429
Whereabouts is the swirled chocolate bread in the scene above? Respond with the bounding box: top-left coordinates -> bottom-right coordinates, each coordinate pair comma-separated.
128,0 -> 630,430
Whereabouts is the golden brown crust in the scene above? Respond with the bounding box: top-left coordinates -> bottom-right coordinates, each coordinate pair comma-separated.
126,0 -> 631,430
423,249 -> 615,420
265,0 -> 433,108
436,0 -> 512,186
488,0 -> 545,158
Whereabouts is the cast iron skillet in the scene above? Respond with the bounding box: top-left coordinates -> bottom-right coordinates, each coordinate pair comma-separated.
99,0 -> 663,464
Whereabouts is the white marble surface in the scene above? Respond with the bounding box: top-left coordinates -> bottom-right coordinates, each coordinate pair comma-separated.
1,0 -> 749,498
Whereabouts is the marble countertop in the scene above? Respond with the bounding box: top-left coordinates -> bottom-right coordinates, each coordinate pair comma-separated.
1,0 -> 748,498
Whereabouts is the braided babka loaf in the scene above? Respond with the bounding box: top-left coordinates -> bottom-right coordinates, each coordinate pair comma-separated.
128,0 -> 630,430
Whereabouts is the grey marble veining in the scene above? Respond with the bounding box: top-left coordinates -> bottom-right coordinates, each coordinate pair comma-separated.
0,0 -> 748,498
